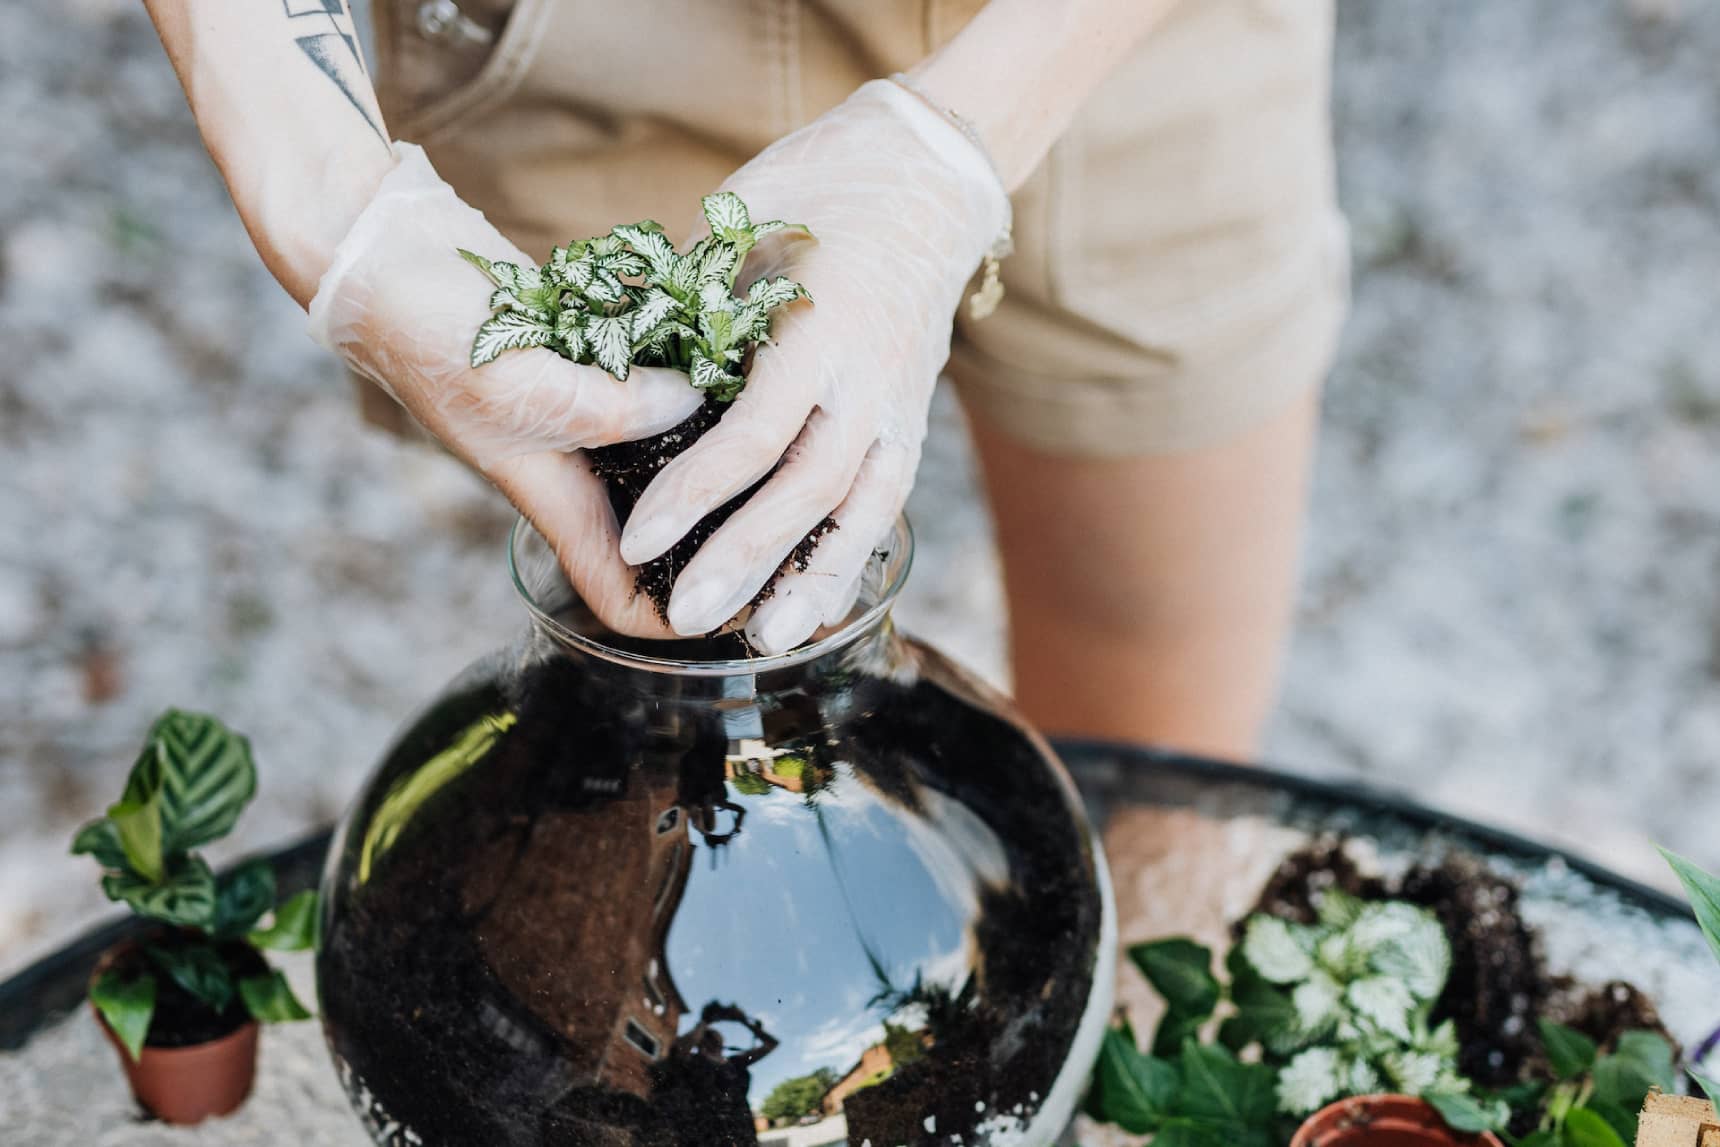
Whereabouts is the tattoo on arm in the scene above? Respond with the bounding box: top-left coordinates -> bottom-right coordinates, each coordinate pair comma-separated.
283,0 -> 387,143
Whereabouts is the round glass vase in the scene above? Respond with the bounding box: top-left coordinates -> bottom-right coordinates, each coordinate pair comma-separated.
317,519 -> 1114,1146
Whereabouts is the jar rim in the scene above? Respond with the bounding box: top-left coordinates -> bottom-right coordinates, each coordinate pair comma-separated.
507,516 -> 915,676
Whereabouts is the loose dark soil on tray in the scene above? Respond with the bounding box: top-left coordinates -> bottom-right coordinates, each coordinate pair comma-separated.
107,931 -> 267,1048
587,399 -> 836,627
1251,841 -> 1674,1095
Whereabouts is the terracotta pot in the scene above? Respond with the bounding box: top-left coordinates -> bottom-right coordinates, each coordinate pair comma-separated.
1292,1095 -> 1506,1147
90,947 -> 260,1124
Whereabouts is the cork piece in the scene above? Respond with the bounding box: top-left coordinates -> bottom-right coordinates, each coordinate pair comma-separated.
1637,1092 -> 1720,1147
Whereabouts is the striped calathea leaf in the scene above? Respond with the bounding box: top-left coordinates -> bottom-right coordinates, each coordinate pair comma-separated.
461,192 -> 810,401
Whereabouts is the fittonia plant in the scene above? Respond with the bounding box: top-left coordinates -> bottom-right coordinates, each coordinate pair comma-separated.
1240,893 -> 1481,1117
460,191 -> 809,401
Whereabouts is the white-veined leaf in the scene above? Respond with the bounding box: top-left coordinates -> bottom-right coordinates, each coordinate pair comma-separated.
1242,915 -> 1315,984
628,289 -> 679,342
702,191 -> 751,234
1292,973 -> 1343,1038
1368,911 -> 1451,1001
1316,889 -> 1366,930
612,222 -> 676,281
472,311 -> 555,366
555,309 -> 586,360
1277,1048 -> 1344,1116
746,275 -> 809,312
484,260 -> 541,293
586,316 -> 633,378
1382,1049 -> 1448,1096
694,241 -> 738,288
1347,976 -> 1416,1041
585,270 -> 625,305
751,219 -> 807,239
601,249 -> 647,279
552,251 -> 595,293
698,308 -> 737,355
689,352 -> 732,393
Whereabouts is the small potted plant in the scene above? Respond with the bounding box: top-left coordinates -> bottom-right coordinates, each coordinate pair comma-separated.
70,708 -> 317,1124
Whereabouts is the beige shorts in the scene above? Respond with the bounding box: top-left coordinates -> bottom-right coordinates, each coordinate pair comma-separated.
370,0 -> 1348,457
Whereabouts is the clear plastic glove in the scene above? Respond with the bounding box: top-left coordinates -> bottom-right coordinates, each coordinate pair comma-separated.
308,144 -> 706,638
617,79 -> 1011,652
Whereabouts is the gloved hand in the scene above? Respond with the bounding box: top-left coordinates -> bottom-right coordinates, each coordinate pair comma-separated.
308,144 -> 706,638
617,79 -> 1011,653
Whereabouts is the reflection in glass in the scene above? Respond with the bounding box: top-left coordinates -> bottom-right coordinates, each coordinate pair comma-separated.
317,521 -> 1113,1145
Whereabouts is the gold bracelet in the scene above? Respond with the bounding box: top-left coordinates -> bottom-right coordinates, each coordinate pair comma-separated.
888,72 -> 1014,321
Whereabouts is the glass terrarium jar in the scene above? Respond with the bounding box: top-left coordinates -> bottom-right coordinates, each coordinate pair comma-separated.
317,519 -> 1114,1146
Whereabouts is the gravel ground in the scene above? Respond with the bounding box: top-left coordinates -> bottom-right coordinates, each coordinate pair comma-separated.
2,0 -> 1719,976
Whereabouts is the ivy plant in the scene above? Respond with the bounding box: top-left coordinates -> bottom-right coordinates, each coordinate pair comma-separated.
461,191 -> 809,401
71,709 -> 317,1060
1507,1020 -> 1677,1146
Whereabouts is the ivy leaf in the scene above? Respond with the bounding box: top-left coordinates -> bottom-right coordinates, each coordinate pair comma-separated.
102,854 -> 216,928
1563,1106 -> 1629,1147
472,312 -> 556,366
147,941 -> 235,1014
1179,1041 -> 1277,1127
1218,971 -> 1298,1054
213,858 -> 276,938
1538,1019 -> 1598,1081
1591,1031 -> 1676,1111
586,315 -> 634,379
1130,939 -> 1221,1022
1662,848 -> 1720,971
129,709 -> 258,855
90,969 -> 156,1062
1242,916 -> 1315,984
248,890 -> 319,952
1426,1091 -> 1511,1134
239,970 -> 313,1024
1092,1027 -> 1177,1133
70,818 -> 131,871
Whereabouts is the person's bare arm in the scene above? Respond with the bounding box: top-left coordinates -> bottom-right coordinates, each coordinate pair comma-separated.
910,0 -> 1183,192
142,0 -> 395,306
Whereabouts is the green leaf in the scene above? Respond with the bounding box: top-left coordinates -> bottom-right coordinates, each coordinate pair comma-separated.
1152,1008 -> 1208,1059
456,247 -> 499,284
239,970 -> 312,1023
131,710 -> 258,855
70,818 -> 130,870
213,859 -> 276,938
1592,1031 -> 1676,1110
90,969 -> 156,1062
147,941 -> 235,1013
102,854 -> 216,927
248,889 -> 319,952
1538,1019 -> 1598,1081
701,191 -> 751,235
1092,1027 -> 1177,1133
1690,1069 -> 1720,1112
1220,968 -> 1299,1054
1425,1090 -> 1510,1134
472,311 -> 556,366
1365,905 -> 1452,1001
105,791 -> 165,882
745,275 -> 809,314
1130,939 -> 1221,1022
1179,1040 -> 1277,1126
1662,847 -> 1720,971
1585,1098 -> 1638,1144
585,315 -> 634,378
1563,1106 -> 1629,1147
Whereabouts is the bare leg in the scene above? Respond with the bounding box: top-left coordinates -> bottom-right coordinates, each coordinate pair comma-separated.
964,389 -> 1320,760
